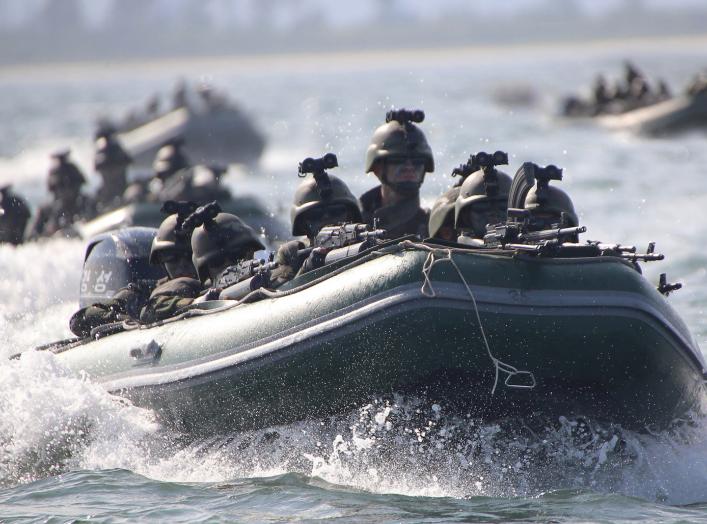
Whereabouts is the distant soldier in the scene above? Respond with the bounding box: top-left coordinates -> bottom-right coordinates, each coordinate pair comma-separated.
28,150 -> 95,239
162,164 -> 232,204
153,138 -> 191,185
624,61 -> 643,87
94,132 -> 132,212
592,74 -> 610,109
360,108 -> 434,239
0,185 -> 31,245
657,79 -> 671,100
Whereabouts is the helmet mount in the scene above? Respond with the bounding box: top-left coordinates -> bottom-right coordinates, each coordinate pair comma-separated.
298,153 -> 338,201
160,200 -> 198,242
452,150 -> 509,198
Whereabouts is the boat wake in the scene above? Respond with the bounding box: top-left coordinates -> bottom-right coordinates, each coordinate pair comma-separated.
3,353 -> 707,505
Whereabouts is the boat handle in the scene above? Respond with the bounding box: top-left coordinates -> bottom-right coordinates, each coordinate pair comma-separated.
129,340 -> 162,364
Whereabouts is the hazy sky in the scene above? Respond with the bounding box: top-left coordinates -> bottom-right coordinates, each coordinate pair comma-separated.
2,0 -> 705,30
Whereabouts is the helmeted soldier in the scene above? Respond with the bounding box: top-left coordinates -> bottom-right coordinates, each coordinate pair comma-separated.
592,74 -> 610,109
189,202 -> 265,296
0,185 -> 31,245
29,150 -> 95,239
153,138 -> 191,184
360,108 -> 434,239
138,201 -> 204,323
162,164 -> 231,204
275,153 -> 362,281
94,132 -> 132,211
69,202 -> 203,336
150,138 -> 203,203
454,151 -> 512,245
523,179 -> 579,231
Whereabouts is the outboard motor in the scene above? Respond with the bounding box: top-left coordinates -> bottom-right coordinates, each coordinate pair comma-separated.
79,226 -> 167,307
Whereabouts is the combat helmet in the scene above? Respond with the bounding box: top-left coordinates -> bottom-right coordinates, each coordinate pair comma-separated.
149,200 -> 199,265
187,202 -> 265,282
47,150 -> 86,193
524,184 -> 578,228
291,153 -> 362,237
454,152 -> 512,235
428,187 -> 461,239
508,162 -> 578,229
365,109 -> 434,176
94,134 -> 132,170
153,138 -> 190,181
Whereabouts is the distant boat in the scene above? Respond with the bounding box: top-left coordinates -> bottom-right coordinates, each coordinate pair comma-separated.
99,84 -> 266,167
597,90 -> 707,136
116,105 -> 266,168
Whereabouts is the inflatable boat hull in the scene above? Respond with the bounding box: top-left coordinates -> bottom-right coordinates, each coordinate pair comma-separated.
51,245 -> 707,435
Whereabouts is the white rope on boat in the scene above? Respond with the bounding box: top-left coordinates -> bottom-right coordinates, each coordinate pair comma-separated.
419,246 -> 536,395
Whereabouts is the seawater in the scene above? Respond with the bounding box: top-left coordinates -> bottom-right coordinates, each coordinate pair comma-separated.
1,40 -> 707,522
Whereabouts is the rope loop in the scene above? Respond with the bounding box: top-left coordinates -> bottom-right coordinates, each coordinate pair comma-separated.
418,246 -> 536,395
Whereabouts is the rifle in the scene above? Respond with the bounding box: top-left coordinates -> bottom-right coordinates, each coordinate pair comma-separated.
314,223 -> 385,250
215,223 -> 386,300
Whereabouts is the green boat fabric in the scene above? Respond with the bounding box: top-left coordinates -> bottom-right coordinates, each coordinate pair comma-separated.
50,240 -> 707,434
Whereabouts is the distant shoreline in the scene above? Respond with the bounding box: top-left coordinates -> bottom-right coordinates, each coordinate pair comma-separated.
2,33 -> 706,82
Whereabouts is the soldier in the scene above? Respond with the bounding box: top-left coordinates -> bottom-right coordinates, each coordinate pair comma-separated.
28,150 -> 95,239
94,132 -> 132,212
189,202 -> 266,299
454,163 -> 512,246
275,153 -> 362,282
360,108 -> 434,239
153,138 -> 191,185
69,202 -> 203,336
523,174 -> 579,235
162,164 -> 231,204
138,202 -> 204,324
592,74 -> 610,110
0,185 -> 31,245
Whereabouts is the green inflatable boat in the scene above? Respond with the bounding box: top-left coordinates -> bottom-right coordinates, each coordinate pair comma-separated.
40,238 -> 707,436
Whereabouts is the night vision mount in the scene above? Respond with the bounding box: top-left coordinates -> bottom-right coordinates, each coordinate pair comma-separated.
453,148 -> 508,175
508,161 -> 563,211
161,200 -> 199,239
298,153 -> 338,200
452,150 -> 509,195
385,108 -> 425,125
182,201 -> 221,232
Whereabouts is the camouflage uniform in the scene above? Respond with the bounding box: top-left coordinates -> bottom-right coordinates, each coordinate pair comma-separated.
70,282 -> 150,337
360,186 -> 429,239
139,276 -> 203,324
